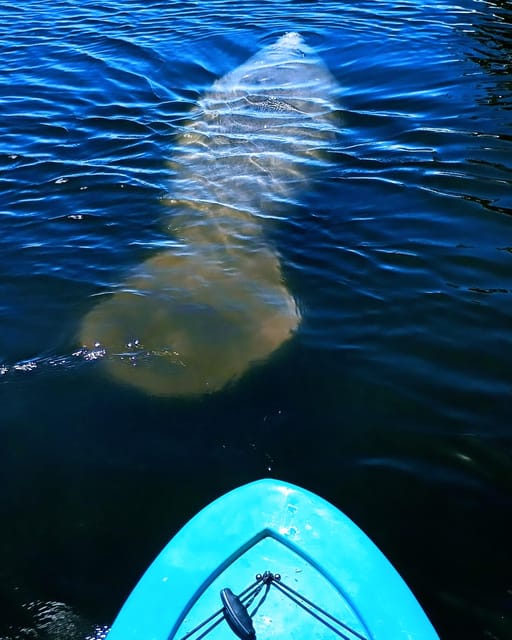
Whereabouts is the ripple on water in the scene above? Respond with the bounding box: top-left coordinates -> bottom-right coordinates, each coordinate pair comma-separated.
1,1 -> 512,638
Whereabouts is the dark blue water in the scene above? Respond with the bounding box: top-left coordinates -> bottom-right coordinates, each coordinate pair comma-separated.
1,1 -> 512,638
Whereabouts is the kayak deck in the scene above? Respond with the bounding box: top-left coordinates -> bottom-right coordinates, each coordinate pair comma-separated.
107,479 -> 439,640
174,536 -> 368,640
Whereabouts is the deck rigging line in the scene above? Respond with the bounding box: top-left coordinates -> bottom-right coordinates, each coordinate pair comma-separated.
176,571 -> 370,640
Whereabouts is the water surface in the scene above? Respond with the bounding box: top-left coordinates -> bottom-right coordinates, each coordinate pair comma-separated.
1,1 -> 512,639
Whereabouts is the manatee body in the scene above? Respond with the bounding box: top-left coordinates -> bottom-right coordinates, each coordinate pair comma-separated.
80,32 -> 339,397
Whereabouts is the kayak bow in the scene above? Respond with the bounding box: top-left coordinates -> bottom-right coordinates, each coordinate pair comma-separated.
107,479 -> 439,640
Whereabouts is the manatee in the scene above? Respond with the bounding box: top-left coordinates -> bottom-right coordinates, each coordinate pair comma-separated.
80,32 -> 339,397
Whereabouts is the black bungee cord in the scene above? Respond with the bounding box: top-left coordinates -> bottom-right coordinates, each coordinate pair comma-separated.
176,571 -> 370,640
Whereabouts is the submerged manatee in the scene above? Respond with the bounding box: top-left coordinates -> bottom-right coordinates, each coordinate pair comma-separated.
80,32 -> 339,397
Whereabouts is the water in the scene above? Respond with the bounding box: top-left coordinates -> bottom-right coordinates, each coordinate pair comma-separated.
1,1 -> 511,638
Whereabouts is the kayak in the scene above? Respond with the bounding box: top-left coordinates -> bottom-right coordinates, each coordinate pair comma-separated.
107,479 -> 439,640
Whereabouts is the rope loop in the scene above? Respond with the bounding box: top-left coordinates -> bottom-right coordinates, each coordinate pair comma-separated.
177,570 -> 369,640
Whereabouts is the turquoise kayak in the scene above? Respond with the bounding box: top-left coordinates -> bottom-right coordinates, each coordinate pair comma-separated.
107,479 -> 439,640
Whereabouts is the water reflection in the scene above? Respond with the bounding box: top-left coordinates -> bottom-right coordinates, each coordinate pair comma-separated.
466,0 -> 512,110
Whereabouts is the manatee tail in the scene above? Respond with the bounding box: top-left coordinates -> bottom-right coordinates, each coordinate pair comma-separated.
79,248 -> 299,397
